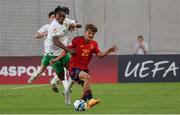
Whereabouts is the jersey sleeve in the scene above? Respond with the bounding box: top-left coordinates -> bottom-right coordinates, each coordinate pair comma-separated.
94,42 -> 100,54
64,18 -> 76,24
68,37 -> 78,49
51,24 -> 69,38
144,43 -> 148,50
38,24 -> 49,33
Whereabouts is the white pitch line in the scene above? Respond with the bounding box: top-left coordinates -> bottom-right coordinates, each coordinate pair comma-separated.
0,84 -> 48,91
11,84 -> 48,90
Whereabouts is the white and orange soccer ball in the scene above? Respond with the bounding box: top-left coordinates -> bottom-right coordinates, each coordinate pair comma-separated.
73,99 -> 87,111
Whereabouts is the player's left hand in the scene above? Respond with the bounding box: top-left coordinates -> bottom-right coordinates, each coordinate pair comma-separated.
68,23 -> 76,32
109,45 -> 118,53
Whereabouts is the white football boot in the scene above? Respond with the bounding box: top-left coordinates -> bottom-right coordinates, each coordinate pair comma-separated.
50,75 -> 60,93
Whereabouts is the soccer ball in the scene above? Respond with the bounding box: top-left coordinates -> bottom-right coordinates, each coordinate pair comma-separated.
73,99 -> 87,111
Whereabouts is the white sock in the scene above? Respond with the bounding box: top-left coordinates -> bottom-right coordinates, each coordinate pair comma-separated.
28,71 -> 39,84
64,81 -> 73,105
62,68 -> 70,89
33,67 -> 42,78
63,87 -> 71,105
62,68 -> 73,105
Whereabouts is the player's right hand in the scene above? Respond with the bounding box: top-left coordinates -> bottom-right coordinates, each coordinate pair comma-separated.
69,49 -> 76,55
50,59 -> 57,65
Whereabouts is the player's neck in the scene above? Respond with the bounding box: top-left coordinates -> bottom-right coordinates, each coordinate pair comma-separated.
84,38 -> 90,44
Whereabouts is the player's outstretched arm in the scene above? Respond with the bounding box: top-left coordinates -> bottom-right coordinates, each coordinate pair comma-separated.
68,23 -> 82,32
50,50 -> 67,65
97,45 -> 118,58
53,37 -> 75,55
75,23 -> 82,28
35,32 -> 48,39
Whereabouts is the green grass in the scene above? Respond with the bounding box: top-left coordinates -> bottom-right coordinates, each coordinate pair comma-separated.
0,83 -> 180,114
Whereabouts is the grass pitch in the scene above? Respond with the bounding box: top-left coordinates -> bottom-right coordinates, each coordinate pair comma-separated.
0,83 -> 180,114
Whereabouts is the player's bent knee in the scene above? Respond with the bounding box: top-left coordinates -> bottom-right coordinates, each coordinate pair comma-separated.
79,74 -> 90,81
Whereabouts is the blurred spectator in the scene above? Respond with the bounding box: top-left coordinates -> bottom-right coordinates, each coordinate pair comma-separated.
134,35 -> 148,55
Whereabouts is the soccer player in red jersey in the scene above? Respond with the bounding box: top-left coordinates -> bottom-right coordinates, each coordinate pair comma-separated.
51,23 -> 118,109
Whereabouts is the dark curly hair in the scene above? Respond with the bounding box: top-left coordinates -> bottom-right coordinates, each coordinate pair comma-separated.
54,6 -> 69,15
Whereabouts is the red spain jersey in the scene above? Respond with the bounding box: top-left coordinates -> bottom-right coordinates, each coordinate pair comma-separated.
68,36 -> 100,70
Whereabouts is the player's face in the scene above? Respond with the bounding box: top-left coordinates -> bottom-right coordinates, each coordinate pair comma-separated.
85,29 -> 95,41
138,38 -> 144,43
55,11 -> 66,24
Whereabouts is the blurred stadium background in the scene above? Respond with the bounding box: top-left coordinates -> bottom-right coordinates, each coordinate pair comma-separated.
0,0 -> 180,114
0,0 -> 180,56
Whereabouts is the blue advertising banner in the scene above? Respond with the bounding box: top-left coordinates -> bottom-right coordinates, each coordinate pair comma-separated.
118,55 -> 180,82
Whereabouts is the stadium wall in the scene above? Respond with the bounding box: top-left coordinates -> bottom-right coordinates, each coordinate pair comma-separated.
1,55 -> 180,84
0,55 -> 118,84
81,0 -> 180,54
118,55 -> 180,82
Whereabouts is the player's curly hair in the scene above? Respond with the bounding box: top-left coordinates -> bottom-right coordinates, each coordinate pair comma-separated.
85,23 -> 98,33
54,6 -> 69,15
